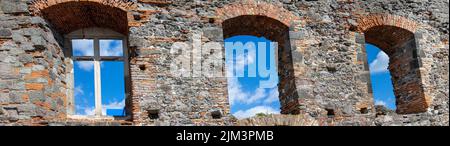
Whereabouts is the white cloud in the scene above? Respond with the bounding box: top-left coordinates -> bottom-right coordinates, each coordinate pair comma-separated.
83,106 -> 96,116
72,39 -> 94,56
227,73 -> 280,106
74,85 -> 84,97
72,39 -> 123,56
235,49 -> 255,69
264,88 -> 279,104
375,100 -> 387,106
103,99 -> 126,111
228,77 -> 275,105
369,51 -> 390,74
82,99 -> 125,116
227,77 -> 248,106
76,61 -> 94,72
246,88 -> 266,104
233,106 -> 280,119
227,48 -> 256,76
100,40 -> 123,56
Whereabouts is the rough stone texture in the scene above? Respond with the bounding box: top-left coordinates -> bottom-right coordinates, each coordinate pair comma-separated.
236,114 -> 319,126
1,0 -> 68,125
0,0 -> 448,126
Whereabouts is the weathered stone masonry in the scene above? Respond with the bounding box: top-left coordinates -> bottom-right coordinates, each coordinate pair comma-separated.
0,0 -> 448,126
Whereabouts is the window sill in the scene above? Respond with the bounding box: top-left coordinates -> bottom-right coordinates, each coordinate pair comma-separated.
67,115 -> 130,121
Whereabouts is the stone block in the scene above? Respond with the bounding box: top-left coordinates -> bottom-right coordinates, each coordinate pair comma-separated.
355,33 -> 365,44
292,50 -> 303,63
0,28 -> 12,39
0,63 -> 19,79
9,91 -> 26,104
20,43 -> 35,51
18,54 -> 33,64
0,92 -> 10,104
0,41 -> 18,51
25,83 -> 45,90
289,31 -> 304,40
202,27 -> 223,41
31,35 -> 47,50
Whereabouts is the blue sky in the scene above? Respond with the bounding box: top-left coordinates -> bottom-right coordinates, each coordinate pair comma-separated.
72,39 -> 126,116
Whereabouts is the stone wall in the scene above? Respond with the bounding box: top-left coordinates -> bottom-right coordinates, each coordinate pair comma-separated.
1,0 -> 68,125
0,0 -> 448,126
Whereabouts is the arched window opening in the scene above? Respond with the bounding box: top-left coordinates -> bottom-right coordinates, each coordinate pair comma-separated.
363,25 -> 427,114
223,15 -> 298,118
225,35 -> 281,119
366,43 -> 396,110
35,1 -> 132,119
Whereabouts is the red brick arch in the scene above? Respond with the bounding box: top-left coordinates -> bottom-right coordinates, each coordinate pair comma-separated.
357,14 -> 420,55
30,0 -> 136,15
217,1 -> 302,115
216,1 -> 299,27
29,0 -> 137,35
357,14 -> 418,33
